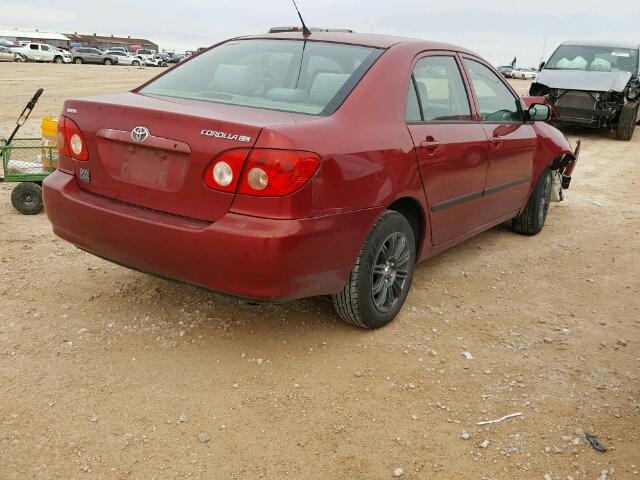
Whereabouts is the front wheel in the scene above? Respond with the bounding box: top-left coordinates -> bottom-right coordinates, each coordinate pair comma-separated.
132,60 -> 140,66
616,102 -> 638,141
512,168 -> 552,235
53,56 -> 63,64
11,182 -> 43,215
104,58 -> 112,65
74,58 -> 83,64
332,210 -> 416,329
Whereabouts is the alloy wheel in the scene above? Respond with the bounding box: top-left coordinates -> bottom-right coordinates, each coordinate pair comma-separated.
371,232 -> 411,313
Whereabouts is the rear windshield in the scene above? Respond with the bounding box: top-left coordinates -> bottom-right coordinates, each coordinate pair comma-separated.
139,39 -> 383,115
546,45 -> 639,74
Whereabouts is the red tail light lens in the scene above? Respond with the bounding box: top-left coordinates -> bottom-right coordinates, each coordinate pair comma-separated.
57,115 -> 88,161
204,148 -> 320,196
203,148 -> 250,192
238,149 -> 319,197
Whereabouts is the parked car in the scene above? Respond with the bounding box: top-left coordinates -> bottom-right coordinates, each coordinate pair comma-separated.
109,47 -> 128,54
512,67 -> 538,80
10,43 -> 72,63
43,33 -> 579,328
71,48 -> 119,65
496,65 -> 513,78
134,54 -> 167,67
0,46 -> 16,62
159,52 -> 183,63
104,50 -> 143,66
530,40 -> 640,140
135,48 -> 157,60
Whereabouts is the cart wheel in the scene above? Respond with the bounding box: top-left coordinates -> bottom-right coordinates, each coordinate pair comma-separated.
11,182 -> 43,215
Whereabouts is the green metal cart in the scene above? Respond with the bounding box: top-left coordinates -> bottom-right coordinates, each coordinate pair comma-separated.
1,138 -> 57,214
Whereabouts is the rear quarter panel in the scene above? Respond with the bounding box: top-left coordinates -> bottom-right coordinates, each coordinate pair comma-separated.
229,42 -> 431,254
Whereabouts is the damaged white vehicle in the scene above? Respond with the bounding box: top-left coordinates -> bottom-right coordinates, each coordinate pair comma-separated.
530,40 -> 640,140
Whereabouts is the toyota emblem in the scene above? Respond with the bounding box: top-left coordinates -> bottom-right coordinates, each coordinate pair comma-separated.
131,126 -> 150,143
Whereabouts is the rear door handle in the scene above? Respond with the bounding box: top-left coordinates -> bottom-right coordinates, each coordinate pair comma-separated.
419,137 -> 441,153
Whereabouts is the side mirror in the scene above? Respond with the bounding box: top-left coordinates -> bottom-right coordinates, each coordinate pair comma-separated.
527,103 -> 551,122
539,61 -> 546,71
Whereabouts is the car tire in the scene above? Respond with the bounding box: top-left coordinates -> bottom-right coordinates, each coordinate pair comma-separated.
74,58 -> 83,64
53,56 -> 63,64
132,60 -> 140,66
512,168 -> 552,236
11,182 -> 43,215
616,102 -> 638,141
104,59 -> 112,65
332,210 -> 416,329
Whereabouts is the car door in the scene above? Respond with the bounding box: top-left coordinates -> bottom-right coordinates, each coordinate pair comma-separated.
29,44 -> 41,60
406,53 -> 491,245
91,49 -> 102,63
40,44 -> 52,61
461,57 -> 538,221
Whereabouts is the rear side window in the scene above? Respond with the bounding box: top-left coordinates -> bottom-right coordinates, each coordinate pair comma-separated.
30,44 -> 38,50
463,59 -> 522,123
139,39 -> 383,115
407,56 -> 472,122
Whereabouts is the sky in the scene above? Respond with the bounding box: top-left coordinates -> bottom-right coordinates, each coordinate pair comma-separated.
0,0 -> 639,66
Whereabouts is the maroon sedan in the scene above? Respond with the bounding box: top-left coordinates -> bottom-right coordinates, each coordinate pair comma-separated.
44,32 -> 579,328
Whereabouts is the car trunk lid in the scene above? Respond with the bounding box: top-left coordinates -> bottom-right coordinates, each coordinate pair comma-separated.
64,92 -> 299,221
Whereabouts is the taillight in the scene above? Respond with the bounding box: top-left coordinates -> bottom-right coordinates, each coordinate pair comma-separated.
57,115 -> 88,161
203,149 -> 250,193
204,149 -> 319,197
238,149 -> 319,196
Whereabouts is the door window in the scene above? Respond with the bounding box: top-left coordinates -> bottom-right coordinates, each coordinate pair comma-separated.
463,59 -> 522,123
30,44 -> 38,50
407,56 -> 472,122
41,45 -> 50,51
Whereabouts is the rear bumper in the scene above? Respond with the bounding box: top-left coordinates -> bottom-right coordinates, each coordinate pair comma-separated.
43,170 -> 381,301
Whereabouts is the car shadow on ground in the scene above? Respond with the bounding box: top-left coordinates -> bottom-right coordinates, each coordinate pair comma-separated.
97,218 -> 517,341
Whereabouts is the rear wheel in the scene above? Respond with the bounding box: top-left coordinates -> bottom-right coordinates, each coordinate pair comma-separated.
74,57 -> 83,64
512,168 -> 552,235
332,211 -> 416,329
616,102 -> 638,141
11,182 -> 43,215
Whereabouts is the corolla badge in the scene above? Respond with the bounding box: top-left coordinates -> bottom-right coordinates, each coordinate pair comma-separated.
131,126 -> 150,142
201,129 -> 251,143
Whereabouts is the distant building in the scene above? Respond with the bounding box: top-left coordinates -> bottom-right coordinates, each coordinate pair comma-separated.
0,28 -> 70,48
64,33 -> 158,52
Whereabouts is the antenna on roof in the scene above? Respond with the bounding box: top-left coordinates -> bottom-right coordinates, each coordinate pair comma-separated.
291,0 -> 311,36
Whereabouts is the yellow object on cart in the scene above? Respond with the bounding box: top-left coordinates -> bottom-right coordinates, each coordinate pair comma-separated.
41,117 -> 58,169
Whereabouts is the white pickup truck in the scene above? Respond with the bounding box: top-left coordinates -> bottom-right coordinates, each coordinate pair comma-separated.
11,43 -> 72,63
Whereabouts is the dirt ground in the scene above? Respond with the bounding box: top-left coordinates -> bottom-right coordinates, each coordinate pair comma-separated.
0,63 -> 639,480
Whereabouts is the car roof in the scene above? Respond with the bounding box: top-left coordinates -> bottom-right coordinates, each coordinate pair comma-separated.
561,40 -> 640,50
237,31 -> 478,55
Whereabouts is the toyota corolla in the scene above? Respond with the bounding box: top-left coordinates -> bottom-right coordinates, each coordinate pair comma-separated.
43,31 -> 579,328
